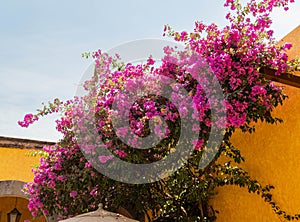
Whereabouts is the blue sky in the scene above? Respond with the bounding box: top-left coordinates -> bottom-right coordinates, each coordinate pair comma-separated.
1,0 -> 300,142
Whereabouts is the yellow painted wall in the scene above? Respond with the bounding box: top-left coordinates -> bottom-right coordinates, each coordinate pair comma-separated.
0,147 -> 46,221
0,148 -> 40,182
211,84 -> 300,221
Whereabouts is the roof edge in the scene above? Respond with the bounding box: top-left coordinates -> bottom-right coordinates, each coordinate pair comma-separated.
0,136 -> 55,149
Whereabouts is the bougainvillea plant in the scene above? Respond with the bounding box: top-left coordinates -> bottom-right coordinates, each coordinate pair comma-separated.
20,0 -> 300,221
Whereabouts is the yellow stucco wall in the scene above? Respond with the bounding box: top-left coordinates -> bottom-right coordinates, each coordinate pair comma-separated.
211,84 -> 300,221
0,147 -> 46,222
0,148 -> 40,182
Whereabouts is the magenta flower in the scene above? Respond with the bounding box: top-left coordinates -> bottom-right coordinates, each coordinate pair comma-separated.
147,56 -> 155,65
283,42 -> 292,50
115,150 -> 127,158
98,155 -> 113,163
18,113 -> 38,128
70,190 -> 77,198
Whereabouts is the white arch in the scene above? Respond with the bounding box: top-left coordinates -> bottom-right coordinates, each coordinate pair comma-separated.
0,180 -> 27,198
0,180 -> 57,222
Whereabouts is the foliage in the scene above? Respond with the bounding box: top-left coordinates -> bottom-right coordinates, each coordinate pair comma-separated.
20,0 -> 300,221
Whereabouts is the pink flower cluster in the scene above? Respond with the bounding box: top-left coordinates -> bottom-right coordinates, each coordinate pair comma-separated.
19,0 -> 298,218
18,114 -> 38,128
164,0 -> 296,128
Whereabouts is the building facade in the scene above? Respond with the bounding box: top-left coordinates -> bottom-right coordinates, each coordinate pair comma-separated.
210,25 -> 300,221
0,136 -> 54,222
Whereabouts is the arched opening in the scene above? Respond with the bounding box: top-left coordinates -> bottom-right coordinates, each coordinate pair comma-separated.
0,196 -> 45,222
0,180 -> 50,222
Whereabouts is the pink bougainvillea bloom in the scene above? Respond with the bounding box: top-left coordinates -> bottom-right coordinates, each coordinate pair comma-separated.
116,126 -> 129,138
180,31 -> 188,40
98,155 -> 113,163
283,42 -> 292,50
147,56 -> 155,65
70,190 -> 77,198
115,150 -> 127,158
192,139 -> 204,151
18,113 -> 39,128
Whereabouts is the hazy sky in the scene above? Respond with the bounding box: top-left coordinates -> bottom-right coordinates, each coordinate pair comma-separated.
1,0 -> 300,142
